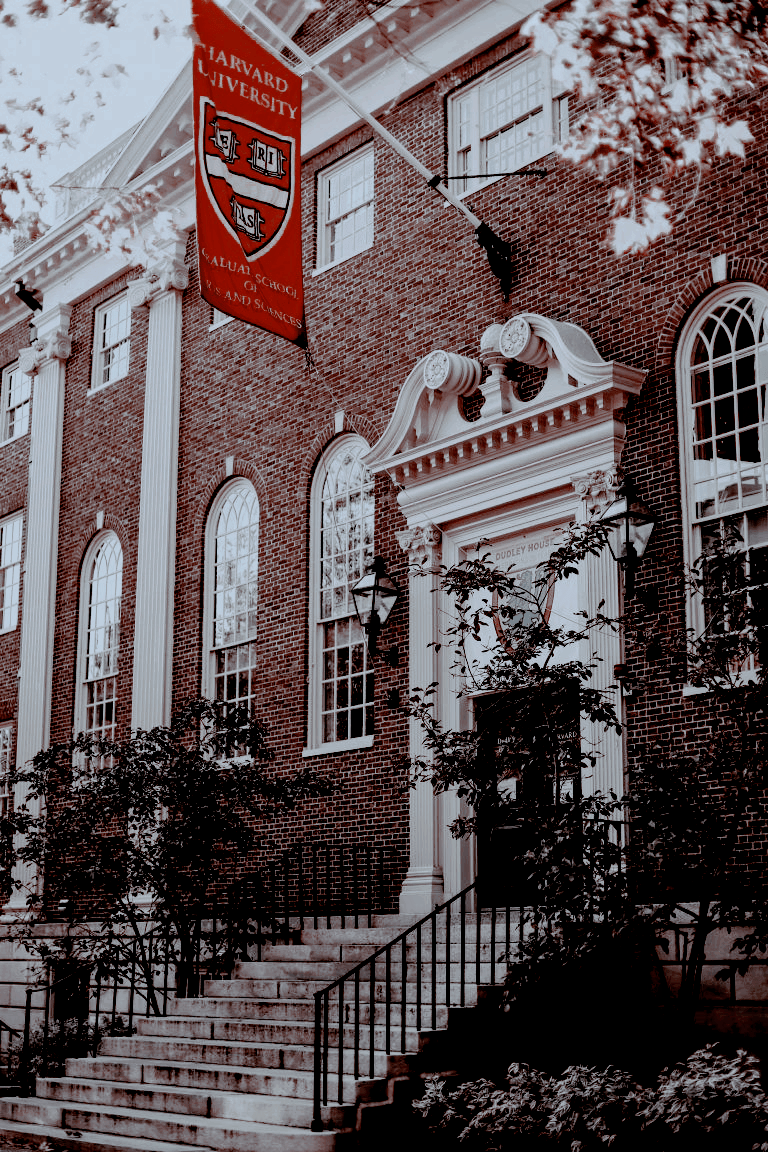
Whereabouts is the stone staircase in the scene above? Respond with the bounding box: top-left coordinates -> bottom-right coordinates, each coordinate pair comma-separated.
0,915 -> 509,1152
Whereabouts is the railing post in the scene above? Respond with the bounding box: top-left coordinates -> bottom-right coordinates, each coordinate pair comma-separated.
42,959 -> 51,1079
311,992 -> 323,1131
21,988 -> 32,1094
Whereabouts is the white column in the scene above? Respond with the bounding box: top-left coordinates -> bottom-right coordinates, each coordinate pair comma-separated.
572,470 -> 625,798
5,306 -> 72,913
396,524 -> 444,915
128,243 -> 188,732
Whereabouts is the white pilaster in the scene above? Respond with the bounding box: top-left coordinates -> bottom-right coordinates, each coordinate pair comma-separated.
129,243 -> 188,732
6,305 -> 72,913
572,469 -> 625,798
396,524 -> 444,914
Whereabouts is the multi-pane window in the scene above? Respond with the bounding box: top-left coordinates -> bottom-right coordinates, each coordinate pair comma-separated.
0,514 -> 22,633
0,724 -> 12,885
0,724 -> 12,819
209,481 -> 259,712
1,362 -> 31,442
313,437 -> 375,746
82,533 -> 123,741
449,55 -> 568,194
682,287 -> 768,662
92,293 -> 131,389
317,146 -> 374,268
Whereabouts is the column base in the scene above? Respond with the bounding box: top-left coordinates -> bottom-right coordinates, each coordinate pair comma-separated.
398,866 -> 444,916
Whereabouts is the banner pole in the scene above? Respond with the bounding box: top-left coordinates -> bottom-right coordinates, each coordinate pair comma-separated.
218,0 -> 483,231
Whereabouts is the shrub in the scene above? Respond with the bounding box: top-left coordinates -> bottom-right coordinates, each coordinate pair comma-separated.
414,1047 -> 768,1151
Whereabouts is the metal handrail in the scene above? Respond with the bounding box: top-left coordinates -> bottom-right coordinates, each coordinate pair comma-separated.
311,880 -> 525,1129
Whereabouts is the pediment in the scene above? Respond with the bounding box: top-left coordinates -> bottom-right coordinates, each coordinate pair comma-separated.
365,313 -> 647,490
103,62 -> 193,189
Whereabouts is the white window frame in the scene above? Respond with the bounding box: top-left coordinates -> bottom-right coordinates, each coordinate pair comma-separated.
210,308 -> 235,330
447,52 -> 568,196
1,362 -> 31,444
202,479 -> 260,713
304,434 -> 375,756
677,282 -> 768,672
0,513 -> 23,635
76,531 -> 123,741
90,292 -> 131,393
315,145 -> 374,272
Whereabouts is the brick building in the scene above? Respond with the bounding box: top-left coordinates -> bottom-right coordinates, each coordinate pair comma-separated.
0,0 -> 766,927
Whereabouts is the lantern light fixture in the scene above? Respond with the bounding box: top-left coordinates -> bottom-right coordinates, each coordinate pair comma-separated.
598,476 -> 657,595
351,556 -> 400,661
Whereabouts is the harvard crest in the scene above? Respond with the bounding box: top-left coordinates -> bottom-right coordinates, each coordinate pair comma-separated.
200,98 -> 294,260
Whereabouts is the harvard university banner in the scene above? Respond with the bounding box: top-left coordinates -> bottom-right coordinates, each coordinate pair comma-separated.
192,0 -> 305,344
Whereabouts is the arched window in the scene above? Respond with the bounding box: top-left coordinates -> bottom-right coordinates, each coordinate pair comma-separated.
678,285 -> 768,652
78,532 -> 123,741
307,435 -> 375,751
205,479 -> 260,711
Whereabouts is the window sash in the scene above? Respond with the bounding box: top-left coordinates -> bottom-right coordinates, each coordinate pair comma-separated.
449,55 -> 565,194
208,483 -> 260,714
94,295 -> 131,389
683,289 -> 768,673
0,515 -> 22,633
318,147 -> 374,268
1,364 -> 31,442
310,438 -> 375,747
81,535 -> 122,740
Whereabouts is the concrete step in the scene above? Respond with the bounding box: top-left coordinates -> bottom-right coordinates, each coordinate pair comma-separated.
135,1014 -> 421,1052
171,996 -> 451,1028
0,1096 -> 352,1150
254,941 -> 513,965
65,1057 -> 358,1101
99,1034 -> 391,1076
206,978 -> 481,1004
0,1117 -> 219,1152
37,1076 -> 356,1130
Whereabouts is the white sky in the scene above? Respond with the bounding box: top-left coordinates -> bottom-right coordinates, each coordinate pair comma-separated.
1,0 -> 193,261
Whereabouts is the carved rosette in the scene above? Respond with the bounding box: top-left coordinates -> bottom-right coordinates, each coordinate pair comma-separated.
18,330 -> 72,376
128,256 -> 189,310
422,350 -> 481,395
572,468 -> 623,514
499,315 -> 550,367
396,523 -> 442,566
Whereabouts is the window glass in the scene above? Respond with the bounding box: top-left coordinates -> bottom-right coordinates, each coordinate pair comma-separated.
210,481 -> 259,713
94,294 -> 131,389
449,54 -> 566,194
0,515 -> 22,633
316,439 -> 375,744
83,534 -> 122,741
684,288 -> 768,665
1,363 -> 31,442
317,146 -> 374,268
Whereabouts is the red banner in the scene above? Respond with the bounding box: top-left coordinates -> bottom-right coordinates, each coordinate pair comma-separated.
192,0 -> 305,344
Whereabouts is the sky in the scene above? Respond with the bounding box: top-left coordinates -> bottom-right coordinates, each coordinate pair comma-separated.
1,0 -> 193,261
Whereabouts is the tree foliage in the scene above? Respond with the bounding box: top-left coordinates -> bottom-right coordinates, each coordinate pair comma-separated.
526,0 -> 768,253
407,520 -> 768,1021
4,698 -> 328,995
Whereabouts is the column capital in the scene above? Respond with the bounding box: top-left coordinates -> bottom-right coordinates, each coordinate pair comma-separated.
128,257 -> 189,310
18,303 -> 72,375
571,467 -> 623,515
397,523 -> 442,565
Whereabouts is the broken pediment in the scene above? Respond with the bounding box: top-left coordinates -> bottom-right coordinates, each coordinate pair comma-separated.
364,313 -> 646,489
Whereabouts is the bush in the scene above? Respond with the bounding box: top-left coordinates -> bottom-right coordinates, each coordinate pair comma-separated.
6,1013 -> 134,1086
414,1047 -> 768,1151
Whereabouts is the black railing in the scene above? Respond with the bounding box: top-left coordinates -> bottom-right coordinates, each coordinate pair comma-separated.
311,879 -> 527,1129
7,841 -> 396,1094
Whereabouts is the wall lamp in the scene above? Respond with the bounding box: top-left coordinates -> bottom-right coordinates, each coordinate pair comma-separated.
599,476 -> 656,596
15,280 -> 42,313
351,556 -> 400,664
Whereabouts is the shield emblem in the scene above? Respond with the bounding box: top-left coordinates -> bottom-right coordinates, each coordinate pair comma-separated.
199,97 -> 294,260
